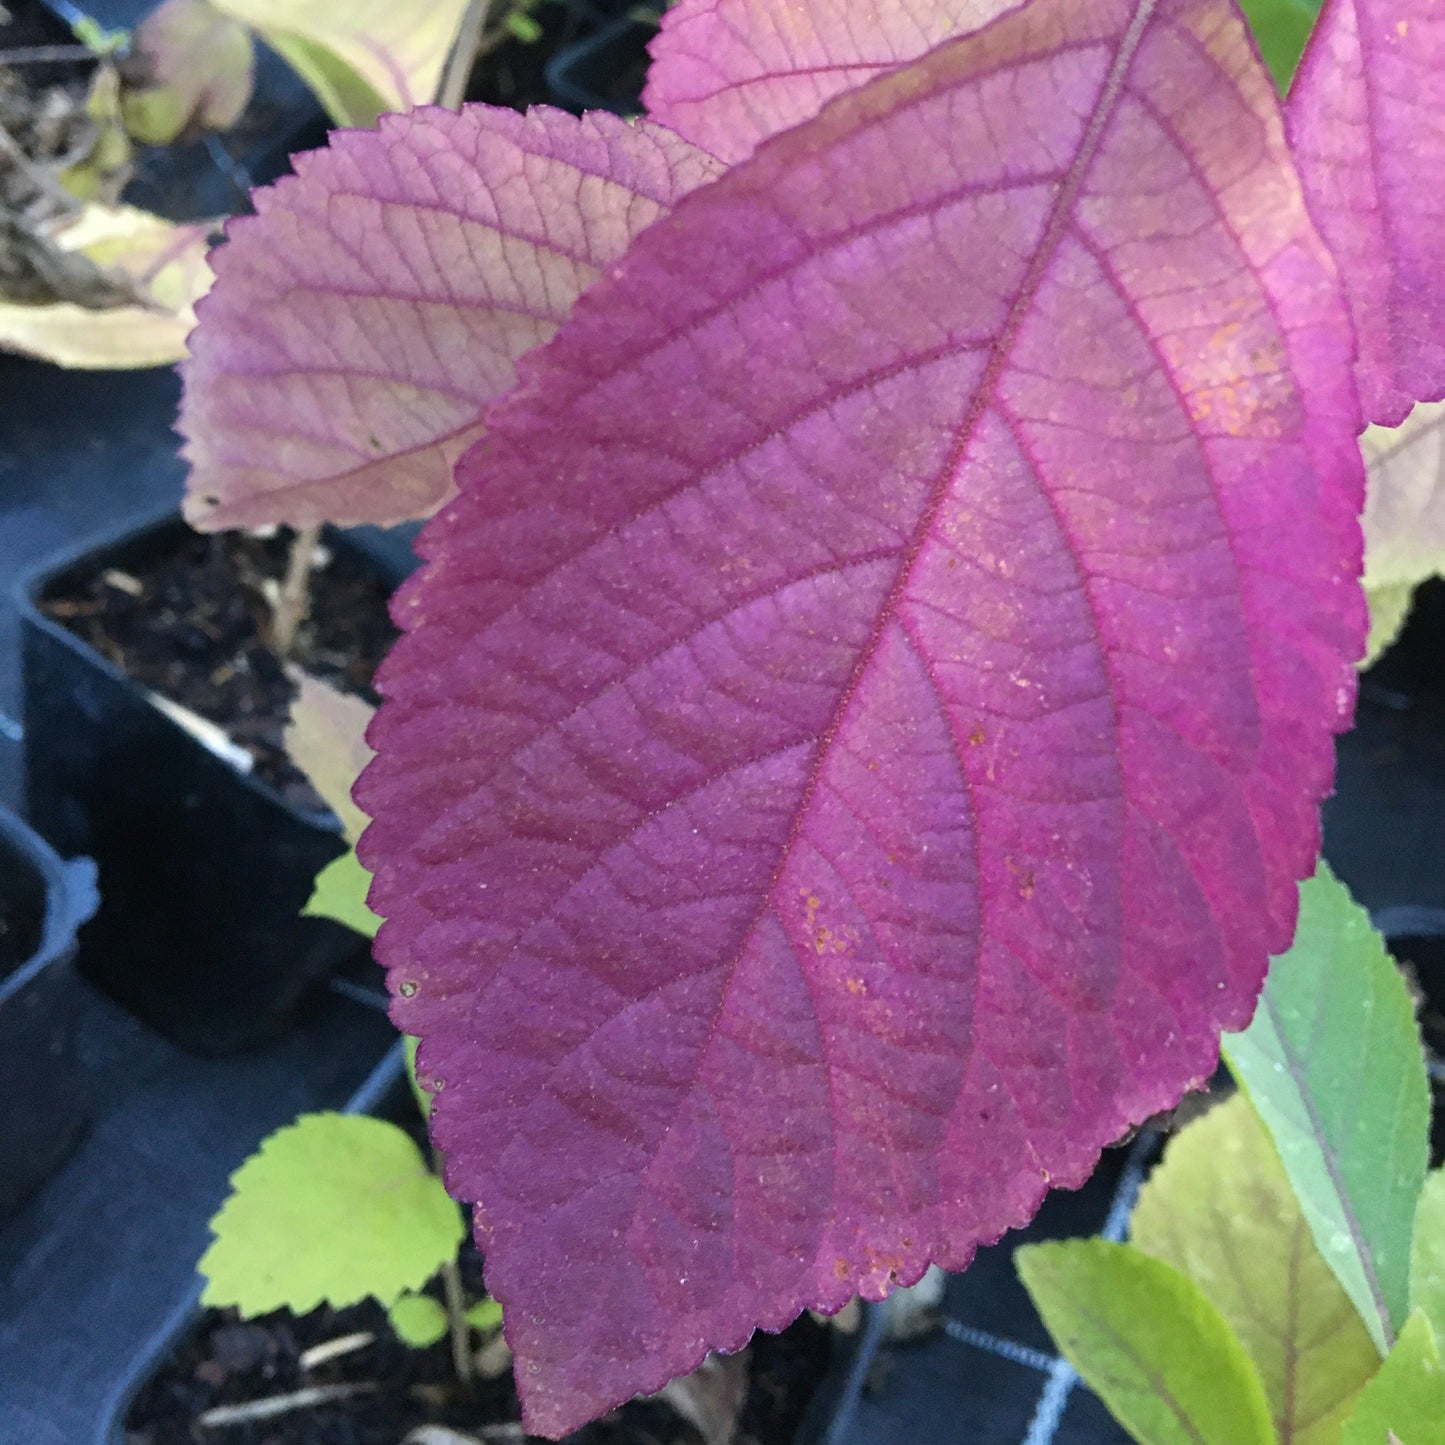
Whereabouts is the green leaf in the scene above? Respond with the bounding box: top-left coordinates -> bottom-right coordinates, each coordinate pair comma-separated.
255,32 -> 390,128
304,849 -> 381,938
200,1113 -> 465,1315
1222,865 -> 1430,1357
1131,1093 -> 1378,1443
1410,1170 -> 1445,1340
466,1297 -> 504,1333
1017,1240 -> 1275,1445
388,1291 -> 448,1348
1237,0 -> 1323,93
1341,1312 -> 1445,1445
403,1034 -> 434,1120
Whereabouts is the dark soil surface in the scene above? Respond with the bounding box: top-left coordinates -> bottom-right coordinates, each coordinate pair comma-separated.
465,1 -> 602,112
124,1285 -> 835,1445
42,527 -> 396,811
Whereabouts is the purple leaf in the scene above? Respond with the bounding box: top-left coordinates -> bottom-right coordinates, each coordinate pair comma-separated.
179,107 -> 721,530
1287,0 -> 1445,426
359,0 -> 1365,1433
644,0 -> 1022,163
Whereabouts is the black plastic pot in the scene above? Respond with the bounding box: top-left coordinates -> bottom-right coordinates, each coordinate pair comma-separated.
97,1037 -> 863,1445
0,802 -> 97,1219
15,509 -> 399,1055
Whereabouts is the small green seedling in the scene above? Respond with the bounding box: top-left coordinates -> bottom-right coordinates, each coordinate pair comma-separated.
1019,865 -> 1445,1445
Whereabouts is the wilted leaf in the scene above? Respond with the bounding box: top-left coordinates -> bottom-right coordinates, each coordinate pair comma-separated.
1359,401 -> 1445,664
0,203 -> 214,367
1410,1170 -> 1445,1340
1223,866 -> 1430,1356
120,0 -> 255,145
644,0 -> 1021,165
210,0 -> 470,124
1131,1093 -> 1378,1442
1287,0 -> 1445,425
1018,1240 -> 1275,1445
286,676 -> 375,843
1340,1312 -> 1445,1445
200,1113 -> 464,1316
180,107 -> 722,531
303,849 -> 380,936
355,0 -> 1364,1433
56,65 -> 133,204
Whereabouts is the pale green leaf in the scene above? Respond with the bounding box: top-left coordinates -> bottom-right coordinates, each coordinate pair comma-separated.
200,1113 -> 465,1315
1017,1240 -> 1274,1445
211,0 -> 472,124
1341,1312 -> 1445,1445
1131,1092 -> 1377,1443
388,1291 -> 448,1348
285,677 -> 374,846
1364,581 -> 1416,668
1238,0 -> 1323,92
1410,1170 -> 1445,1340
303,849 -> 381,937
1360,401 -> 1445,665
466,1297 -> 504,1333
1222,865 -> 1430,1356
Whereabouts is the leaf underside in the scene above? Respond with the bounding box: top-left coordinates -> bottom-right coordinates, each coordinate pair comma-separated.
643,0 -> 1024,163
359,0 -> 1364,1433
178,106 -> 721,531
1222,866 -> 1430,1357
1287,0 -> 1445,427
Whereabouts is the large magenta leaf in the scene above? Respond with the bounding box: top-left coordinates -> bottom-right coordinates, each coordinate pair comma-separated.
359,0 -> 1365,1433
643,0 -> 1021,163
1287,0 -> 1445,426
179,107 -> 721,529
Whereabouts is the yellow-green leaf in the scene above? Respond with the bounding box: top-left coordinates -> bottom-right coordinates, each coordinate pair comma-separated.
200,1113 -> 464,1316
388,1291 -> 448,1348
210,0 -> 472,124
466,1297 -> 503,1333
0,205 -> 214,368
304,849 -> 381,937
1410,1170 -> 1445,1341
1341,1312 -> 1445,1445
1017,1240 -> 1275,1445
1131,1093 -> 1378,1443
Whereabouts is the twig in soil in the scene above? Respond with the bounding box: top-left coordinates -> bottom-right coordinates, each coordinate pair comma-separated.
441,1255 -> 476,1395
198,1381 -> 377,1427
437,0 -> 496,110
271,524 -> 321,658
298,1330 -> 375,1371
0,45 -> 99,65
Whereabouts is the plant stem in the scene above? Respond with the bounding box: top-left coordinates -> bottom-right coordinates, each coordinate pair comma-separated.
272,524 -> 320,658
437,0 -> 495,110
440,1256 -> 476,1393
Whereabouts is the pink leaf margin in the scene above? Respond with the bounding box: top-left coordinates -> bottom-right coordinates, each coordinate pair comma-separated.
179,105 -> 721,531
